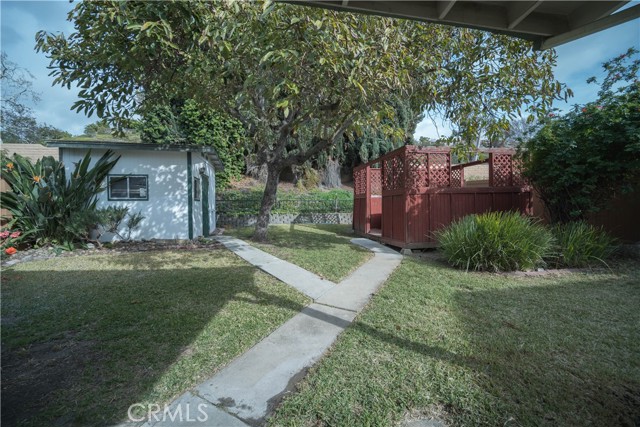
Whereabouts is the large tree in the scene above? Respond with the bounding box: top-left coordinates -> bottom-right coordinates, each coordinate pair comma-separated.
36,0 -> 566,240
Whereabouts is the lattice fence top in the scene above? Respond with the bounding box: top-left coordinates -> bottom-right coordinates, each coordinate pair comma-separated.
429,153 -> 451,188
407,153 -> 429,192
383,152 -> 405,191
354,167 -> 367,196
354,146 -> 524,197
370,169 -> 382,196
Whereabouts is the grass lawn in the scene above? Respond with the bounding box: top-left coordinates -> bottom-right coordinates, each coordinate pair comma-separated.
226,224 -> 372,282
1,249 -> 310,427
270,257 -> 640,426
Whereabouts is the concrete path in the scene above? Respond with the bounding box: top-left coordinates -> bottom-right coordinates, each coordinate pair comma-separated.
214,235 -> 335,300
137,237 -> 402,427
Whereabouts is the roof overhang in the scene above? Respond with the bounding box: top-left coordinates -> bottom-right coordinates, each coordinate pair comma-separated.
283,1 -> 639,50
46,140 -> 225,171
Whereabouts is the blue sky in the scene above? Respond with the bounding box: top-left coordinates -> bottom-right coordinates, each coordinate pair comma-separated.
1,0 -> 639,138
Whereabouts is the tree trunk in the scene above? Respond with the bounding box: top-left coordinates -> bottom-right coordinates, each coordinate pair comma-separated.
321,158 -> 342,188
253,164 -> 281,241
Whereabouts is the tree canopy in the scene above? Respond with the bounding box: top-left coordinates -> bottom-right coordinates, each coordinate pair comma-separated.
36,0 -> 567,238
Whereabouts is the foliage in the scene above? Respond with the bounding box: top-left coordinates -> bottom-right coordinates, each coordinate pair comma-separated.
36,0 -> 567,239
0,52 -> 71,144
0,151 -> 119,247
83,119 -> 113,137
436,211 -> 554,272
0,229 -> 32,259
170,99 -> 245,189
97,206 -> 145,241
549,221 -> 617,268
217,188 -> 352,216
523,48 -> 640,223
139,100 -> 246,189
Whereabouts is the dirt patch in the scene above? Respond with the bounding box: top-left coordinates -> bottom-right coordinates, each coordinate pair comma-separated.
400,404 -> 452,427
1,332 -> 99,427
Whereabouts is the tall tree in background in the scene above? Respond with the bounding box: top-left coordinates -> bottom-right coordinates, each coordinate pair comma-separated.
0,52 -> 71,144
37,0 -> 566,240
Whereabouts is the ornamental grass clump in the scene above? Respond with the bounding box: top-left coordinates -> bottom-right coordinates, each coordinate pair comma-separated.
550,221 -> 617,268
436,211 -> 554,272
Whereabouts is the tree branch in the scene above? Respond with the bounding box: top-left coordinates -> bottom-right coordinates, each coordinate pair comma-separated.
281,112 -> 355,168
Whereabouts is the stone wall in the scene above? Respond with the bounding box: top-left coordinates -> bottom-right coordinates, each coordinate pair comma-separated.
217,212 -> 353,228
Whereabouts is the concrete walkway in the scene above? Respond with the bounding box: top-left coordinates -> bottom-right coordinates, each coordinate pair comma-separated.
138,237 -> 402,427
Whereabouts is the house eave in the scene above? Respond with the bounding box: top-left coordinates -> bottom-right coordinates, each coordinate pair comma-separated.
46,140 -> 225,171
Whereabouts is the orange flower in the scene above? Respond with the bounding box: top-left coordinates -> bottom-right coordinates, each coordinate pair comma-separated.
6,162 -> 14,171
5,247 -> 17,256
33,175 -> 41,183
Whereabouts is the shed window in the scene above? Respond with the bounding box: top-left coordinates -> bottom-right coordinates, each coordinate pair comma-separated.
108,175 -> 148,200
194,177 -> 201,201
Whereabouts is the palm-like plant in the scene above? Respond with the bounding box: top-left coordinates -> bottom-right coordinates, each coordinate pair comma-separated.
1,150 -> 120,246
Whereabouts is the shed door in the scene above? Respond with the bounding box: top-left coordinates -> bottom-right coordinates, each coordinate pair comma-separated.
201,174 -> 210,236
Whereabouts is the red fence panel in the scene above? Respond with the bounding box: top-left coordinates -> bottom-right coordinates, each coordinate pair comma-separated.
354,146 -> 531,248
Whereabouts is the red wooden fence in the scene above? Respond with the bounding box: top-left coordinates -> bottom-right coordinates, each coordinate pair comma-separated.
353,146 -> 532,249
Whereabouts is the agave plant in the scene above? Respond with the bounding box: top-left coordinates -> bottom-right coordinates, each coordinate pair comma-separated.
1,150 -> 120,246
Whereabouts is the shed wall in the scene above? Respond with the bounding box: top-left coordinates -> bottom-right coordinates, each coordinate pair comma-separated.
61,148 -> 193,240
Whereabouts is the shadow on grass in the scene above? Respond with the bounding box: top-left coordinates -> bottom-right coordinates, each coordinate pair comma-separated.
1,250 -> 308,427
344,260 -> 640,426
447,271 -> 640,425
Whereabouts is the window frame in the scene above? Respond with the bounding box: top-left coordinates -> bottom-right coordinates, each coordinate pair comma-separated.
107,174 -> 149,201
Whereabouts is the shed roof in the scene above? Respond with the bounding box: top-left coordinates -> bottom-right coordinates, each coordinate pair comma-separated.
46,140 -> 225,171
285,1 -> 639,50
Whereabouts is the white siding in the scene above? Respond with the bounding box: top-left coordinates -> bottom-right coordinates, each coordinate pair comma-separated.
61,148 -> 203,240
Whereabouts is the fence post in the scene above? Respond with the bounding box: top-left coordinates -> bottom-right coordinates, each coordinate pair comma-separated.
335,198 -> 339,212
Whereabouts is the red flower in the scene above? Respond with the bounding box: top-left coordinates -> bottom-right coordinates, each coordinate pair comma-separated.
5,247 -> 17,256
582,108 -> 587,113
0,231 -> 9,239
10,231 -> 21,239
548,113 -> 555,117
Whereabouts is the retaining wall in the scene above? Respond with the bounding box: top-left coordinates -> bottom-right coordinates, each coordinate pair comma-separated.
217,212 -> 353,228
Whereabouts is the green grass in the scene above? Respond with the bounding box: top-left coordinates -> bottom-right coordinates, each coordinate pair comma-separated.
1,249 -> 310,426
270,257 -> 640,426
226,224 -> 372,282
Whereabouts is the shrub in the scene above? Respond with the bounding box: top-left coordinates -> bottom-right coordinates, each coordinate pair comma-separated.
523,48 -> 639,223
217,188 -> 353,216
1,150 -> 119,247
96,206 -> 145,241
436,211 -> 554,272
549,222 -> 617,268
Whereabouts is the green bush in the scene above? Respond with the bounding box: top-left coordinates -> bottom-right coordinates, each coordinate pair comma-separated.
217,188 -> 353,216
1,150 -> 119,247
549,222 -> 617,268
523,48 -> 639,223
436,211 -> 554,272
